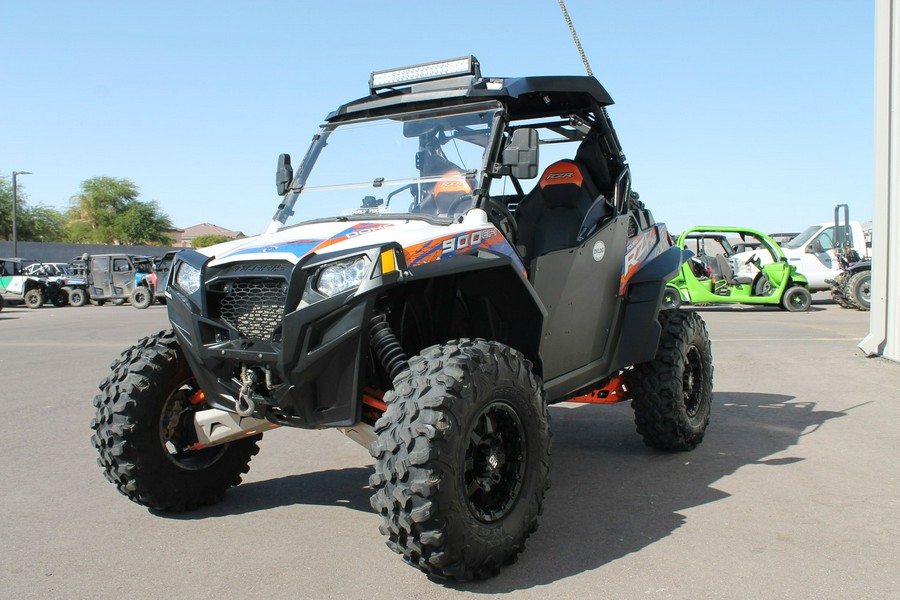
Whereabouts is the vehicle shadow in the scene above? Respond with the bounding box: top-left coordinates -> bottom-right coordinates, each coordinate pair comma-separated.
159,392 -> 846,590
460,391 -> 846,592
155,466 -> 375,518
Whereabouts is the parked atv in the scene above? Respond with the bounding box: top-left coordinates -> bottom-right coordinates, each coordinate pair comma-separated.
0,258 -> 69,308
664,227 -> 812,311
64,253 -> 152,307
826,204 -> 872,310
91,56 -> 713,580
129,257 -> 157,309
829,259 -> 871,310
130,251 -> 178,309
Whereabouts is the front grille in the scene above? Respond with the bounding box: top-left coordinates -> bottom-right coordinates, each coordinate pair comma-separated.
219,279 -> 287,340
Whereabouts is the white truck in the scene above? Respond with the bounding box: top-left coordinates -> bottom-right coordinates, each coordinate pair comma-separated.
731,219 -> 872,292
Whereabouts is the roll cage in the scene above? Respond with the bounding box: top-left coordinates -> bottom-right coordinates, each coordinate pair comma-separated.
274,69 -> 637,239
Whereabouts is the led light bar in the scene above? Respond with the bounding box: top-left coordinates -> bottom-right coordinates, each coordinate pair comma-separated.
369,56 -> 480,92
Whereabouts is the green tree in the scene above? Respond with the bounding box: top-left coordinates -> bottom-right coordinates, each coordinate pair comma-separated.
114,201 -> 173,245
65,176 -> 173,245
191,234 -> 232,248
0,173 -> 13,240
22,205 -> 68,241
68,176 -> 140,234
0,172 -> 68,242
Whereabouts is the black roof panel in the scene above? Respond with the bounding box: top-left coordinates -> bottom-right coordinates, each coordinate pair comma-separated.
326,75 -> 615,123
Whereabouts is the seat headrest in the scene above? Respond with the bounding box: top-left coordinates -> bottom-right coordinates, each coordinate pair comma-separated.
538,160 -> 585,190
433,170 -> 473,198
574,130 -> 612,190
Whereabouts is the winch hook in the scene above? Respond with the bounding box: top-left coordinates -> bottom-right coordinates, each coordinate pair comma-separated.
236,367 -> 258,417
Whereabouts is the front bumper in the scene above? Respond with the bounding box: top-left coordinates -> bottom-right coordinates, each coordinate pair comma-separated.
166,247 -> 398,429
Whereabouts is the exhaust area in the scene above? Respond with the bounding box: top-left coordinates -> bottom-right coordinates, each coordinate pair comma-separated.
193,408 -> 279,449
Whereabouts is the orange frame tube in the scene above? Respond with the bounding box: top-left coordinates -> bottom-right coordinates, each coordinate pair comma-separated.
568,373 -> 631,404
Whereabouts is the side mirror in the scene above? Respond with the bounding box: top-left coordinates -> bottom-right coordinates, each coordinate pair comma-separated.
502,129 -> 539,179
276,153 -> 293,196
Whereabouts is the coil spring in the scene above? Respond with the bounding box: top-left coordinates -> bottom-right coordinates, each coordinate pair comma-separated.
370,313 -> 409,382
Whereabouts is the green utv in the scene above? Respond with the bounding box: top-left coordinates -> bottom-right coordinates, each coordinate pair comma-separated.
664,226 -> 812,312
92,57 -> 714,580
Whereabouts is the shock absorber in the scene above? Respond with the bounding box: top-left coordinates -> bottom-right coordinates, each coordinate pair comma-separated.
369,312 -> 409,382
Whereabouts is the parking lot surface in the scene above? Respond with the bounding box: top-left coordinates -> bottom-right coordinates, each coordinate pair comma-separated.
1,298 -> 897,599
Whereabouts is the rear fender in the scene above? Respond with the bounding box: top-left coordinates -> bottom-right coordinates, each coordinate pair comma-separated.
846,261 -> 871,276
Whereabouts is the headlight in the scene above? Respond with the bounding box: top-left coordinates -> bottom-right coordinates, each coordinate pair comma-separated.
175,262 -> 201,294
315,256 -> 370,297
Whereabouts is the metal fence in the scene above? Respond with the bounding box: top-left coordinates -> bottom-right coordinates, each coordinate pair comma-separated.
0,241 -> 181,264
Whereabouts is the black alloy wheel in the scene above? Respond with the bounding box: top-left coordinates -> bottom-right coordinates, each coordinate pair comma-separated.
464,401 -> 527,523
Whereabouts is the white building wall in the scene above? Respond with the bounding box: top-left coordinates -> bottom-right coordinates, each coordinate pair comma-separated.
861,0 -> 900,361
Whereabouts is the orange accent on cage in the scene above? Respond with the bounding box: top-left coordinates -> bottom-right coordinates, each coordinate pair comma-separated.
362,388 -> 387,412
539,160 -> 584,189
568,374 -> 631,404
189,390 -> 206,405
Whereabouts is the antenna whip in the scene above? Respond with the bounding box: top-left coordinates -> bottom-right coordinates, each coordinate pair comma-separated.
557,0 -> 593,76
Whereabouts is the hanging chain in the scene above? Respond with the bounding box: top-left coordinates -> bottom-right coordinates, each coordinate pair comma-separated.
557,0 -> 593,76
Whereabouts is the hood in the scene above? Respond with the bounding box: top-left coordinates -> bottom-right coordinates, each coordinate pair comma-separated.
204,219 -> 448,268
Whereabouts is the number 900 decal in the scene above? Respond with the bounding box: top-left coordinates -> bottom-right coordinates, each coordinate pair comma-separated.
441,228 -> 497,254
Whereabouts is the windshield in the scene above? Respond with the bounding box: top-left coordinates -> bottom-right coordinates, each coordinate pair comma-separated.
276,104 -> 500,226
782,225 -> 820,249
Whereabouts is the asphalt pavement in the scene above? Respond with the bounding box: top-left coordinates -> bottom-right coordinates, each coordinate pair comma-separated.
1,297 -> 897,599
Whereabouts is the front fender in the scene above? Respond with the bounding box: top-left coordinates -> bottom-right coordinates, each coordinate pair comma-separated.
610,246 -> 692,371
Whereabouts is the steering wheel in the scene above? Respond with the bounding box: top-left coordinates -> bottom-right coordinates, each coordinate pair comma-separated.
443,194 -> 475,218
485,198 -> 518,241
386,183 -> 419,209
743,253 -> 763,270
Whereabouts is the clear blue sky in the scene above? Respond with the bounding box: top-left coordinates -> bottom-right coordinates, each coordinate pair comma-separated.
1,1 -> 874,236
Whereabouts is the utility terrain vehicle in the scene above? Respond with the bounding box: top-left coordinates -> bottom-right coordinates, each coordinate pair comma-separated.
64,253 -> 150,307
130,250 -> 178,309
664,227 -> 811,311
92,56 -> 713,580
730,207 -> 872,295
0,258 -> 69,308
826,205 -> 872,311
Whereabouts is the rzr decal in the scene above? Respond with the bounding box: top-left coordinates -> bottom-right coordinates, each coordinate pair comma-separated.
433,178 -> 472,197
539,160 -> 584,189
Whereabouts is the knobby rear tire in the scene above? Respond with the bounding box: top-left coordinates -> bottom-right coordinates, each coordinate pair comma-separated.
631,310 -> 713,451
847,271 -> 871,311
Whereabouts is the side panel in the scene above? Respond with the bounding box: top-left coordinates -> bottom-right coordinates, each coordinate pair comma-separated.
0,276 -> 24,296
89,256 -> 110,297
110,257 -> 133,297
531,216 -> 629,380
